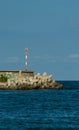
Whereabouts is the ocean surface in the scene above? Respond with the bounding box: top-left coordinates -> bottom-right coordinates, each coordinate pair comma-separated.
0,81 -> 79,130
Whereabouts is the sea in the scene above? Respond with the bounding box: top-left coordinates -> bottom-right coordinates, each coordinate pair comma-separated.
0,81 -> 79,130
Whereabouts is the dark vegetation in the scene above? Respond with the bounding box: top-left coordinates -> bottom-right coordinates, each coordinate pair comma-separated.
0,74 -> 8,82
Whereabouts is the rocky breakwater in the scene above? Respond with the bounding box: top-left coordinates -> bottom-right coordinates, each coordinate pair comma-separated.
0,72 -> 63,90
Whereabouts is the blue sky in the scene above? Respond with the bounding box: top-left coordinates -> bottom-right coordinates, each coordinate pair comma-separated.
0,0 -> 79,80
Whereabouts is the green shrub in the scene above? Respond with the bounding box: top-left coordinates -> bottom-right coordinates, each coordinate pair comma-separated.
0,74 -> 8,82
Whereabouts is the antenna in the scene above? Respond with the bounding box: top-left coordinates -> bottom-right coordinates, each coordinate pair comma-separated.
25,48 -> 28,70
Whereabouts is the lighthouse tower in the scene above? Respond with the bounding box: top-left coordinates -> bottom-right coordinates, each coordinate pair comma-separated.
25,48 -> 28,70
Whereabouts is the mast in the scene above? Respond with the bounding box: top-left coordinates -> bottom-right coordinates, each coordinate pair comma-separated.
25,48 -> 28,70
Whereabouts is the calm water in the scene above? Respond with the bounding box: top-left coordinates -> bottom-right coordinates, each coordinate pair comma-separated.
0,81 -> 79,130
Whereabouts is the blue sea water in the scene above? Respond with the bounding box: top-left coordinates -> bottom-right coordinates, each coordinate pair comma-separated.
0,81 -> 79,130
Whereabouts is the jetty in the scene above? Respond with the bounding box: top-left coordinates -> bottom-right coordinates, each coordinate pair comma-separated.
0,70 -> 63,90
0,48 -> 63,90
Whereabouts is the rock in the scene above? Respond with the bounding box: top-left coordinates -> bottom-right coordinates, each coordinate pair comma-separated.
42,72 -> 47,76
0,72 -> 63,90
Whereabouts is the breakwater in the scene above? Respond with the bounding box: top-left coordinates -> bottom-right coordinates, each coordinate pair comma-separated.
0,72 -> 63,90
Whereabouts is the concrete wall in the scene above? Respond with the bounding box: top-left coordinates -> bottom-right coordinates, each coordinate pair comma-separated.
0,70 -> 34,79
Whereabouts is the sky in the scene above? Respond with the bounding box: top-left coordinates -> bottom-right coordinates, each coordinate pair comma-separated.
0,0 -> 79,80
